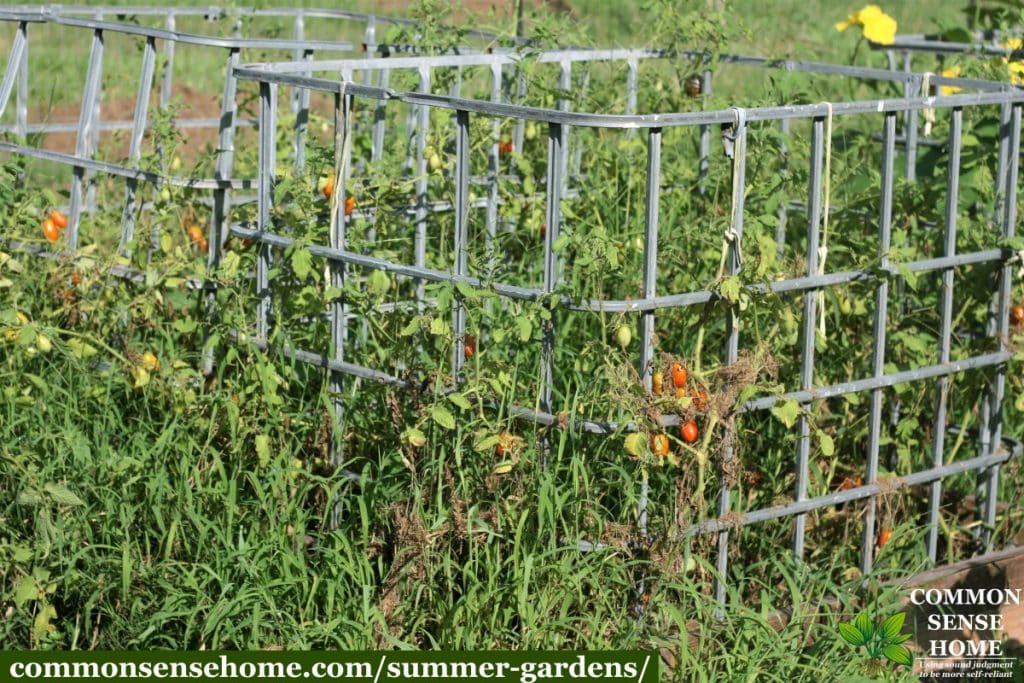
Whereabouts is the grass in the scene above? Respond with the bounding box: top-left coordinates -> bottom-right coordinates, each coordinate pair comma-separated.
2,0 -> 1024,680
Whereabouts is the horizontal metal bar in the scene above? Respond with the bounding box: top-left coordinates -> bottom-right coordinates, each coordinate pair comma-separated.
233,66 -> 1022,129
0,116 -> 258,135
686,446 -> 1020,537
0,10 -> 356,51
229,226 -> 1013,313
0,141 -> 254,189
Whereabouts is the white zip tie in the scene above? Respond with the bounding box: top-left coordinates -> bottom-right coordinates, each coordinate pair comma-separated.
922,72 -> 936,138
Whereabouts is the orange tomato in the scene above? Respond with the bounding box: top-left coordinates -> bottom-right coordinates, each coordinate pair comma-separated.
671,362 -> 687,388
50,209 -> 68,229
878,528 -> 893,548
197,237 -> 209,254
187,224 -> 204,244
41,219 -> 59,242
499,140 -> 513,156
1012,304 -> 1024,326
345,195 -> 356,216
464,334 -> 476,359
680,419 -> 699,444
322,175 -> 335,200
71,272 -> 81,286
652,371 -> 663,395
674,387 -> 686,399
650,433 -> 670,456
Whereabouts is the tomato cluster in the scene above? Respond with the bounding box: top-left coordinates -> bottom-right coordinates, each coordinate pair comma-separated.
40,209 -> 68,242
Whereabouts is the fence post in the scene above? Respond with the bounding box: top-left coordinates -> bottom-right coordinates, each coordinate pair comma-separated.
256,81 -> 278,342
451,110 -> 471,378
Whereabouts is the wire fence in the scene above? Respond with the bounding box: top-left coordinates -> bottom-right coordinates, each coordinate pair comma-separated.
2,7 -> 1023,605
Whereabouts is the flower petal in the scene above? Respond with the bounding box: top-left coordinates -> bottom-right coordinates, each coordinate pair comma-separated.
863,13 -> 897,45
835,20 -> 852,31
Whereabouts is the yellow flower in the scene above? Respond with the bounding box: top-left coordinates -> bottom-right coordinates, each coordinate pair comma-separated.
1002,39 -> 1024,85
940,66 -> 961,96
835,5 -> 898,46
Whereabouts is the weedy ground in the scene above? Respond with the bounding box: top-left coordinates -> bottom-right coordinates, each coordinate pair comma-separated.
2,1 -> 1024,681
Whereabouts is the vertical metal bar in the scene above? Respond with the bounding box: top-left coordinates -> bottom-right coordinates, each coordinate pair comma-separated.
452,110 -> 471,377
290,10 -> 304,116
793,116 -> 824,560
0,21 -> 27,125
84,31 -> 104,216
904,70 -> 918,183
292,49 -> 313,173
638,128 -> 662,538
541,121 -> 565,421
371,68 -> 389,163
67,28 -> 104,250
624,58 -> 638,139
714,114 -> 746,607
698,68 -> 712,192
329,86 -> 351,529
983,103 -> 1020,550
256,81 -> 277,342
15,23 -> 27,140
861,111 -> 897,576
927,107 -> 962,562
160,14 -> 175,108
413,66 -> 431,303
118,36 -> 157,257
572,68 -> 589,177
200,48 -> 240,373
640,129 -> 661,391
558,60 -> 571,193
976,101 -> 1011,541
512,69 -> 526,157
775,117 -> 790,260
486,63 -> 502,251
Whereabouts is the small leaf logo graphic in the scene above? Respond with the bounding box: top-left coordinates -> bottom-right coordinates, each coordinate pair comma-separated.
838,611 -> 913,669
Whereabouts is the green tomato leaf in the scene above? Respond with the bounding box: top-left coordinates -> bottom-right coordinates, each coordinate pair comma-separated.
14,576 -> 37,607
431,405 -> 456,430
291,247 -> 313,280
448,392 -> 472,411
818,431 -> 835,457
770,399 -> 801,429
516,316 -> 533,342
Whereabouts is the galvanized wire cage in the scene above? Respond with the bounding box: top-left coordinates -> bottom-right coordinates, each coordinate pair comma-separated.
2,7 -> 1023,605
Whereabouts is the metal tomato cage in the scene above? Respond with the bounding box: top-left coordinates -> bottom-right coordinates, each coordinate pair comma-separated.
236,51 -> 1024,603
2,7 -> 1023,604
0,6 -> 510,370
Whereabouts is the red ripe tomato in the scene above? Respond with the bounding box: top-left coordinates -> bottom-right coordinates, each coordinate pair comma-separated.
41,219 -> 59,242
1011,304 -> 1024,326
680,419 -> 699,444
877,528 -> 893,548
345,195 -> 356,216
71,272 -> 81,286
671,362 -> 687,388
499,140 -> 513,157
50,209 -> 68,229
464,334 -> 476,359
